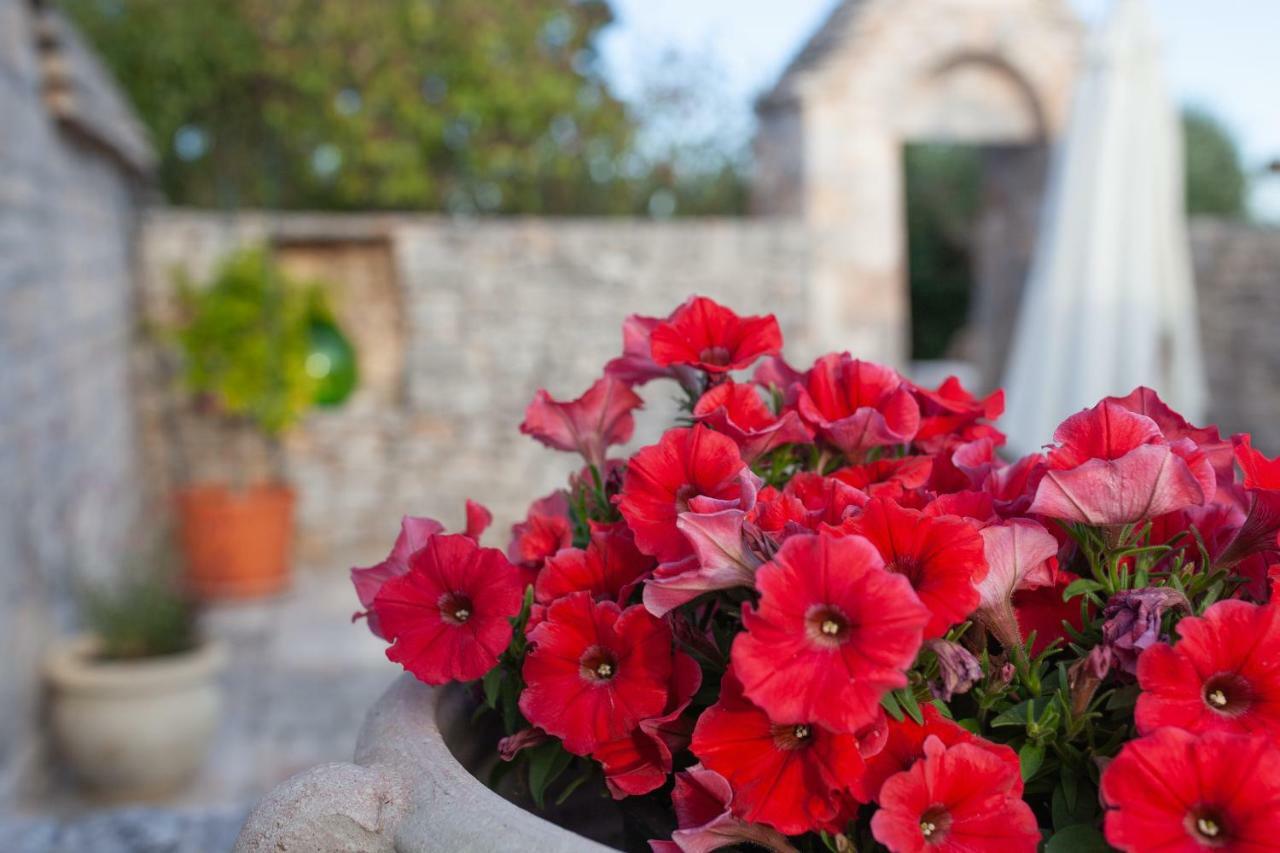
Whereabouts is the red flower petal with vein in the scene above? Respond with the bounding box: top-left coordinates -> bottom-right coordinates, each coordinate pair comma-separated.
521,376 -> 643,471
605,313 -> 678,386
520,592 -> 672,755
795,354 -> 921,456
535,522 -> 655,608
732,533 -> 929,733
870,735 -> 1038,853
1222,434 -> 1280,564
649,296 -> 783,373
594,651 -> 701,798
910,376 -> 1004,448
1101,728 -> 1280,852
1109,386 -> 1233,482
617,426 -> 751,562
1012,571 -> 1088,656
844,498 -> 987,640
1029,401 -> 1210,526
859,706 -> 1020,804
656,764 -> 799,853
507,490 -> 573,580
372,534 -> 524,684
351,515 -> 444,638
691,668 -> 869,836
784,472 -> 869,530
693,381 -> 813,462
831,456 -> 933,498
1136,598 -> 1280,738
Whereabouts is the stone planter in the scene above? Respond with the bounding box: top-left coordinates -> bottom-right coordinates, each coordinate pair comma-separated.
235,674 -> 621,852
44,635 -> 226,799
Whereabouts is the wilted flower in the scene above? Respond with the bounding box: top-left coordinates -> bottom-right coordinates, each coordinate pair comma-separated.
1100,587 -> 1190,674
925,639 -> 982,702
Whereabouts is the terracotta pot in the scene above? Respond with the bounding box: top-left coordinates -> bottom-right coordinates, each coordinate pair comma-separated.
44,635 -> 226,800
234,675 -> 618,852
177,483 -> 295,600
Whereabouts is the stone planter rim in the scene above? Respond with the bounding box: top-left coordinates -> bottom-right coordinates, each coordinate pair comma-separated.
235,672 -> 620,852
44,634 -> 227,695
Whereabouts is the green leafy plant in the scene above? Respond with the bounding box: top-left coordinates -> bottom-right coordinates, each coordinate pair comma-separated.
176,246 -> 320,435
83,571 -> 198,661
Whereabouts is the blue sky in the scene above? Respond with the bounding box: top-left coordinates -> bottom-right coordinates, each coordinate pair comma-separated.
599,0 -> 1279,215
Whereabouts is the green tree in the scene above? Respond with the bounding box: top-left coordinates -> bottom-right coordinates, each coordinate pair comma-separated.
64,0 -> 638,213
1183,107 -> 1248,218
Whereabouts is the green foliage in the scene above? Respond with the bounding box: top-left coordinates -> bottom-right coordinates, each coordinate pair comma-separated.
63,0 -> 640,213
176,247 -> 319,434
1184,107 -> 1248,218
83,570 -> 198,660
904,143 -> 982,360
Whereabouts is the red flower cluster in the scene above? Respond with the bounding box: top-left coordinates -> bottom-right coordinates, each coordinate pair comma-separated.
351,296 -> 1280,851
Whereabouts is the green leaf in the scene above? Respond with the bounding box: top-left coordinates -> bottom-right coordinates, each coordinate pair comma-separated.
553,769 -> 591,806
1045,823 -> 1109,852
897,688 -> 925,726
991,698 -> 1049,729
482,667 -> 503,709
1062,578 -> 1106,601
1018,742 -> 1044,782
1052,779 -> 1099,830
527,742 -> 574,810
881,690 -> 905,722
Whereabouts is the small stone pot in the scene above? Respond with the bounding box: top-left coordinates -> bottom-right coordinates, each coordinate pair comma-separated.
235,674 -> 620,852
44,635 -> 226,800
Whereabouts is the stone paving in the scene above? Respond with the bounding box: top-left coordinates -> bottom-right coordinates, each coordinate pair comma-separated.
2,558 -> 399,852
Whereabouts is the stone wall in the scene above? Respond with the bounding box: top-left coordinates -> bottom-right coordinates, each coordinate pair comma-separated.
136,213 -> 811,562
1192,218 -> 1280,452
135,211 -> 1280,565
0,0 -> 148,801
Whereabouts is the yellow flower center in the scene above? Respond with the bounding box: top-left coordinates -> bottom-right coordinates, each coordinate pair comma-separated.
1198,817 -> 1220,838
921,820 -> 937,838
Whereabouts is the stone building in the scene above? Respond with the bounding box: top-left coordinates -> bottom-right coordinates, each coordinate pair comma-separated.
0,0 -> 153,801
754,0 -> 1082,380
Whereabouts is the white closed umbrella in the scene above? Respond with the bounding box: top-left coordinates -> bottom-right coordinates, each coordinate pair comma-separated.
1000,0 -> 1207,455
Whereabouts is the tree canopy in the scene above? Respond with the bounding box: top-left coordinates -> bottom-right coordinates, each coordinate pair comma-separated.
64,0 -> 680,213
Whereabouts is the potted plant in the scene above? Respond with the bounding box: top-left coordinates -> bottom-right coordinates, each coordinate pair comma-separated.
240,295 -> 1280,852
44,569 -> 225,800
172,246 -> 356,599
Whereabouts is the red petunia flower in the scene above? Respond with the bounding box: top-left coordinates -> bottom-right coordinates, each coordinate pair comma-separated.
692,381 -> 813,463
651,764 -> 798,853
732,533 -> 930,733
507,490 -> 573,581
844,498 -> 987,640
1012,571 -> 1089,656
859,706 -> 1020,804
974,519 -> 1060,651
783,472 -> 869,530
870,735 -> 1039,853
1220,434 -> 1280,566
520,592 -> 672,755
351,515 -> 444,638
910,376 -> 1005,451
1136,597 -> 1280,738
594,651 -> 701,798
1028,400 -> 1212,526
831,456 -> 933,499
371,534 -> 524,684
794,354 -> 921,457
1101,728 -> 1280,852
649,296 -> 783,374
642,508 -> 764,616
1109,386 -> 1233,483
690,667 -> 869,835
617,425 -> 754,562
607,312 -> 683,386
520,376 -> 643,471
535,522 -> 654,608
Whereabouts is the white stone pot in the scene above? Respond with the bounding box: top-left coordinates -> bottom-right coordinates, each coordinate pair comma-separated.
43,635 -> 226,799
235,673 -> 620,852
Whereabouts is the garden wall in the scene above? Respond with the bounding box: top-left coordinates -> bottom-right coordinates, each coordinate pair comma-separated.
136,212 -> 812,562
135,211 -> 1280,566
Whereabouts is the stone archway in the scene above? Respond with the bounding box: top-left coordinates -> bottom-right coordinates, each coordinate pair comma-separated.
753,0 -> 1081,370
